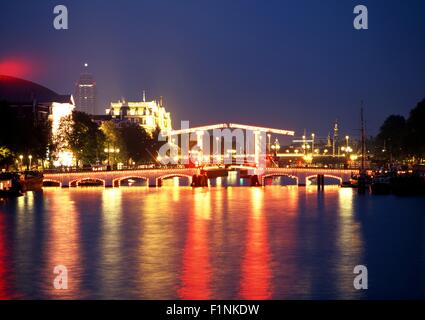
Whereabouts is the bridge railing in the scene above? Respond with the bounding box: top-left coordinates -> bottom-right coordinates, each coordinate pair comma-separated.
42,164 -> 189,174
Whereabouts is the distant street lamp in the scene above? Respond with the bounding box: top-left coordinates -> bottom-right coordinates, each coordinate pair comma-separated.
271,138 -> 280,156
19,155 -> 23,171
345,135 -> 349,149
311,133 -> 315,156
114,149 -> 120,169
104,147 -> 120,170
28,155 -> 33,170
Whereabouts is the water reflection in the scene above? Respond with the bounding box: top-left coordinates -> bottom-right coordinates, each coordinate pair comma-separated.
138,188 -> 181,299
99,188 -> 123,298
265,187 -> 300,299
178,190 -> 212,299
0,186 -> 424,299
239,188 -> 272,299
45,190 -> 82,299
12,192 -> 45,298
336,188 -> 364,299
0,213 -> 11,299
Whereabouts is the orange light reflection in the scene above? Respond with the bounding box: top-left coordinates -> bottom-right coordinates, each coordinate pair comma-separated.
239,188 -> 272,299
45,190 -> 81,299
178,190 -> 212,299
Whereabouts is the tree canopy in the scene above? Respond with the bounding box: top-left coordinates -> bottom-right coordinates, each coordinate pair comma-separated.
376,115 -> 407,160
0,100 -> 51,169
405,98 -> 425,159
376,98 -> 425,162
57,111 -> 105,165
100,121 -> 165,165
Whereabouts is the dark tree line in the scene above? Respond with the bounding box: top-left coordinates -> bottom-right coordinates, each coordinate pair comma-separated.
0,100 -> 51,169
119,123 -> 164,164
57,111 -> 106,165
376,98 -> 425,162
59,111 -> 164,167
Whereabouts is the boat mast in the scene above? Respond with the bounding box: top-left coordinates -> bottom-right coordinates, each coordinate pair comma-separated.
360,101 -> 366,173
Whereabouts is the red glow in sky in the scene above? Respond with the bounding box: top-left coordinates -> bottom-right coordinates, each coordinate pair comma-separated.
0,58 -> 32,78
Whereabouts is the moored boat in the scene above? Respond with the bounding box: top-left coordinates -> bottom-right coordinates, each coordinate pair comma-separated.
21,171 -> 44,191
0,172 -> 24,198
370,175 -> 391,195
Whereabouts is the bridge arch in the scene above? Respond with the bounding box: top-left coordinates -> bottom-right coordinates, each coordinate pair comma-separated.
306,174 -> 342,186
156,174 -> 192,187
69,177 -> 106,187
262,173 -> 299,186
112,176 -> 149,187
43,179 -> 62,187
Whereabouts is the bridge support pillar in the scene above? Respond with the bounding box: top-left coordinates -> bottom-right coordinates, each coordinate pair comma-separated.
61,177 -> 69,188
250,175 -> 261,187
317,174 -> 325,190
105,177 -> 113,188
148,177 -> 157,187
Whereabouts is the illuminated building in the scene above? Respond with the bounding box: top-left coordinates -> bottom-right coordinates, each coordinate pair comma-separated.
0,75 -> 72,122
107,92 -> 172,132
74,63 -> 96,115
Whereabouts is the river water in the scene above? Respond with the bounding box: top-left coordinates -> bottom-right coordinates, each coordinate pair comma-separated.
0,184 -> 424,299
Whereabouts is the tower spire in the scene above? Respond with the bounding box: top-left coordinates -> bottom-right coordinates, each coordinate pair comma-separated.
332,119 -> 339,157
361,101 -> 366,172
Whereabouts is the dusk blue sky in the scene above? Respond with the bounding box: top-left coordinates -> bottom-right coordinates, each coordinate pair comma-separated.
1,0 -> 424,138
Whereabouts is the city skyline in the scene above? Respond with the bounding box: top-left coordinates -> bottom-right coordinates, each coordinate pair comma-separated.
1,0 -> 425,136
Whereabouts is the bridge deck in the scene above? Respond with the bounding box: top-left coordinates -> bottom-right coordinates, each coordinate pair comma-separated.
43,167 -> 357,187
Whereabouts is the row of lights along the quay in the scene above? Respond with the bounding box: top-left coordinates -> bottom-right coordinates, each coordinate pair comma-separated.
265,132 -> 357,161
15,154 -> 33,171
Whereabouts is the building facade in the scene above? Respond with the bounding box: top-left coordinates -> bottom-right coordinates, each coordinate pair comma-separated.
107,94 -> 172,132
74,64 -> 96,115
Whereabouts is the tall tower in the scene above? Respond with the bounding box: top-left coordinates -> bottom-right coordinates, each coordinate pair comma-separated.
326,132 -> 332,147
332,120 -> 339,157
74,63 -> 96,115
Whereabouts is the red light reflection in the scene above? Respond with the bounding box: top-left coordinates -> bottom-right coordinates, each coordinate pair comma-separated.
239,189 -> 272,299
178,204 -> 211,299
0,214 -> 11,299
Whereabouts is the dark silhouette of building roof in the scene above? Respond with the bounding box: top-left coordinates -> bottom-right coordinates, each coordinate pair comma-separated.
0,75 -> 72,104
